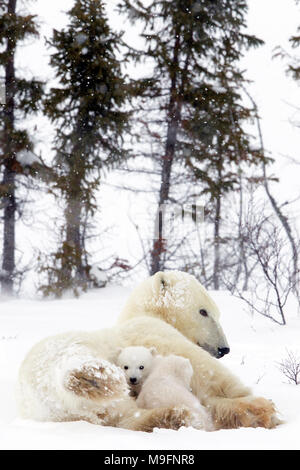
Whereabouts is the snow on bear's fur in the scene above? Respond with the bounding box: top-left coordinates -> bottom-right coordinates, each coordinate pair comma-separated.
17,270 -> 280,431
116,346 -> 157,396
136,354 -> 214,431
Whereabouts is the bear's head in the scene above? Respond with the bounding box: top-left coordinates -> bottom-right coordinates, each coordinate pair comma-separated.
116,346 -> 156,390
120,270 -> 230,359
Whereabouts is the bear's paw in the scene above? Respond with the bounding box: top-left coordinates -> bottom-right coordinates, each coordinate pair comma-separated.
65,360 -> 128,401
133,405 -> 196,433
213,396 -> 281,429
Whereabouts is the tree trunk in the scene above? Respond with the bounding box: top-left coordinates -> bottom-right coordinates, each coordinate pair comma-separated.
1,167 -> 16,294
212,144 -> 224,291
1,0 -> 17,295
150,111 -> 182,275
64,168 -> 85,282
150,29 -> 183,275
62,110 -> 90,284
213,193 -> 221,290
66,201 -> 82,270
234,170 -> 250,290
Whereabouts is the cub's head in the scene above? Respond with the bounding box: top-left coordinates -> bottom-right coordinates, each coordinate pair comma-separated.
116,346 -> 156,391
120,270 -> 230,359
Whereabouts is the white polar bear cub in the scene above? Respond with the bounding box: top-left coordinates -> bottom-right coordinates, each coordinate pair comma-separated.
116,346 -> 156,396
134,351 -> 214,431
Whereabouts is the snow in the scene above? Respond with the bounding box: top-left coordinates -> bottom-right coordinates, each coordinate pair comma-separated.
0,286 -> 299,450
16,150 -> 40,167
90,265 -> 108,285
75,33 -> 88,45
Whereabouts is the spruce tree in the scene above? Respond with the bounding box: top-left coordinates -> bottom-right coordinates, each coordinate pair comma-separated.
180,34 -> 269,288
0,0 -> 44,294
42,0 -> 131,297
118,0 -> 264,275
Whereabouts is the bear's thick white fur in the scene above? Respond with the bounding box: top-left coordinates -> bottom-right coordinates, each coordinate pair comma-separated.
17,270 -> 279,431
136,354 -> 214,431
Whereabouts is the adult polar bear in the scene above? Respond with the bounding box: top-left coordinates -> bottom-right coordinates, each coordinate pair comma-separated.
17,271 -> 279,431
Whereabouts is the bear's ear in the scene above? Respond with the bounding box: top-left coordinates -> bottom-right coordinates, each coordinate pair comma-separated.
150,347 -> 157,356
152,271 -> 169,293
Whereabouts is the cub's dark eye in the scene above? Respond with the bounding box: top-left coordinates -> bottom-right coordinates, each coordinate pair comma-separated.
139,365 -> 144,370
199,309 -> 208,317
124,366 -> 128,370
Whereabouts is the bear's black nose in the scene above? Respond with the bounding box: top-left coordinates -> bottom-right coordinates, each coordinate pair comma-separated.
218,347 -> 230,358
130,377 -> 137,384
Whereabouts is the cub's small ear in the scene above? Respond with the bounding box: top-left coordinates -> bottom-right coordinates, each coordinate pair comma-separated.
150,347 -> 157,356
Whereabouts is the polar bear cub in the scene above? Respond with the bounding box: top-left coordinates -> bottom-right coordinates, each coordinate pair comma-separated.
137,354 -> 214,431
117,346 -> 214,431
116,346 -> 156,396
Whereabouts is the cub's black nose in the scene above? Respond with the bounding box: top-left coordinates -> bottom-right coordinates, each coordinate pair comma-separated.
218,347 -> 230,358
130,377 -> 137,384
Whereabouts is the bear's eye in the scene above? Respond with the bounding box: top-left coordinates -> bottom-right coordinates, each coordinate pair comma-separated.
124,366 -> 128,370
199,309 -> 208,317
139,365 -> 144,370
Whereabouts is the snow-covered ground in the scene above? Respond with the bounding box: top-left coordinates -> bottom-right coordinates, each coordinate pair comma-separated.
0,286 -> 299,450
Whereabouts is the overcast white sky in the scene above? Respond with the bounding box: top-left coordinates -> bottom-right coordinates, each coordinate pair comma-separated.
244,0 -> 300,203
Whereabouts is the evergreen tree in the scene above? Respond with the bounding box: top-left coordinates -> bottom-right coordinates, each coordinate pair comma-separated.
181,55 -> 268,289
119,0 -> 264,275
42,0 -> 131,297
0,0 -> 44,294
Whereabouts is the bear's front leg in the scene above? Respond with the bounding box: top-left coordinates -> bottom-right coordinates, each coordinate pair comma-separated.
162,339 -> 282,430
115,400 -> 198,433
206,396 -> 281,430
64,359 -> 128,401
131,406 -> 196,433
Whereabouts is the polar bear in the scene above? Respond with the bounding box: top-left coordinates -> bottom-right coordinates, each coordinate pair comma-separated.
17,270 -> 279,431
136,354 -> 214,431
16,331 -> 193,432
116,346 -> 157,396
